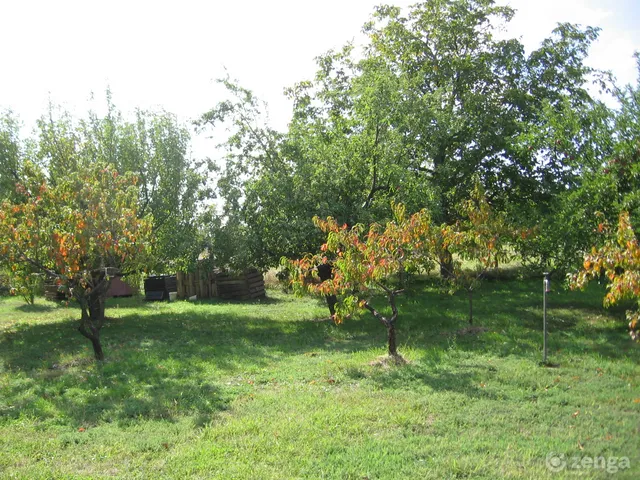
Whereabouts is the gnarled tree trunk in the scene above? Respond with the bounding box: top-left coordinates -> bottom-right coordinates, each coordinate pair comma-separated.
75,272 -> 113,361
363,286 -> 402,357
386,321 -> 397,357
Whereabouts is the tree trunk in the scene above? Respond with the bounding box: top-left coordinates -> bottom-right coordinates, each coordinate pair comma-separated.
76,275 -> 111,361
362,289 -> 401,358
88,294 -> 105,322
78,320 -> 104,361
387,322 -> 398,357
325,294 -> 337,316
468,288 -> 473,325
440,247 -> 454,280
88,332 -> 104,361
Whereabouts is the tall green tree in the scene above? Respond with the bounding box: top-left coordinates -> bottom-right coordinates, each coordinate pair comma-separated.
35,95 -> 208,271
521,53 -> 638,272
356,2 -> 613,273
197,78 -> 324,269
201,1 -> 616,272
0,110 -> 23,201
610,53 -> 640,221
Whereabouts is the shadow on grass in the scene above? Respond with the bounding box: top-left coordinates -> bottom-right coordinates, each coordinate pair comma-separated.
1,356 -> 229,428
1,277 -> 638,426
0,301 -> 355,425
104,292 -> 287,310
358,361 -> 499,400
16,303 -> 56,313
395,278 -> 638,362
184,295 -> 287,306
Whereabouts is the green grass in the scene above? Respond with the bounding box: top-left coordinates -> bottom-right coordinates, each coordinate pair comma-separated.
0,279 -> 638,479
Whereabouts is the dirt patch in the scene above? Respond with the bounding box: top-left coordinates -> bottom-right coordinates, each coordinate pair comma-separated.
455,326 -> 489,336
369,354 -> 409,367
50,356 -> 94,370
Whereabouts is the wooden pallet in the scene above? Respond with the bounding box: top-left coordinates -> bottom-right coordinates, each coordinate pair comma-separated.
177,268 -> 265,300
44,284 -> 66,301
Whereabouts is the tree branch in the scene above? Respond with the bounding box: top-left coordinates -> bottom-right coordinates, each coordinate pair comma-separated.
0,250 -> 60,279
363,284 -> 403,327
362,301 -> 390,327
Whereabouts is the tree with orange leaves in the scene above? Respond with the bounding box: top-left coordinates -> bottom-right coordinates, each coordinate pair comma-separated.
440,181 -> 516,325
572,211 -> 640,341
0,162 -> 153,360
286,184 -> 518,355
285,203 -> 435,358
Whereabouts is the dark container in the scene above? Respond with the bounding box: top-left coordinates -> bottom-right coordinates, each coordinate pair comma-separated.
144,275 -> 177,301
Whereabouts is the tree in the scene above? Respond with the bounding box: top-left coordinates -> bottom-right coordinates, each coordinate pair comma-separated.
572,211 -> 640,342
440,181 -> 516,324
609,53 -> 640,223
36,95 -> 208,272
286,203 -> 435,358
366,4 -> 614,274
0,112 -> 46,304
0,110 -> 22,202
196,78 -> 335,270
0,162 -> 153,360
521,53 -> 639,274
203,1 -> 607,274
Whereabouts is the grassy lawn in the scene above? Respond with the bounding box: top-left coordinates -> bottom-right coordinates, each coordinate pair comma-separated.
0,278 -> 638,479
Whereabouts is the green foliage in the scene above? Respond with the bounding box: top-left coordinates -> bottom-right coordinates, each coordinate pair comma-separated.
35,93 -> 209,272
573,211 -> 640,341
201,1 -> 615,273
521,55 -> 640,274
0,110 -> 22,201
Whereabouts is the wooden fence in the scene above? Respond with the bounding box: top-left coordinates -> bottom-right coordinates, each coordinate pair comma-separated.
176,268 -> 265,300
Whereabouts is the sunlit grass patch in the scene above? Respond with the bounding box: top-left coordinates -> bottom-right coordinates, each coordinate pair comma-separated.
0,281 -> 638,478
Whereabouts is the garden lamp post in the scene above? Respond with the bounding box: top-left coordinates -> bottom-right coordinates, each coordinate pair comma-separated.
543,272 -> 550,363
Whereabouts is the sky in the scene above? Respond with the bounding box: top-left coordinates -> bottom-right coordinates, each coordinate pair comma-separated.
1,0 -> 639,154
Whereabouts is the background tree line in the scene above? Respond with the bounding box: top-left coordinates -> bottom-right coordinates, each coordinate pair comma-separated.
201,0 -> 639,277
1,0 -> 639,297
3,0 -> 640,356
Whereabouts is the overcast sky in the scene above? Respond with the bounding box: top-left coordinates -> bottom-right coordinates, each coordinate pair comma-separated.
1,0 -> 639,148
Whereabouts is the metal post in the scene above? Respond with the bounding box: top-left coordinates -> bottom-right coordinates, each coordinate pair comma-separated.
543,272 -> 550,364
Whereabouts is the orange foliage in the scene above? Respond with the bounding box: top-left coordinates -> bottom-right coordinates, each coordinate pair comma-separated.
572,212 -> 640,341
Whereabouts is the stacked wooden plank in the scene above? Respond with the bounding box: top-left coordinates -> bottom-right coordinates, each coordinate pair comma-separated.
176,270 -> 217,299
216,268 -> 265,300
44,283 -> 66,301
176,268 -> 265,300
